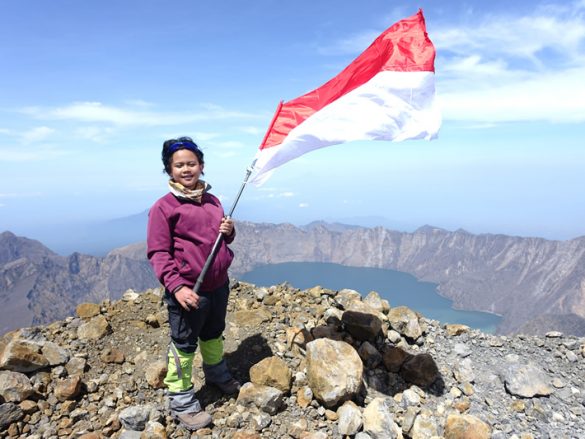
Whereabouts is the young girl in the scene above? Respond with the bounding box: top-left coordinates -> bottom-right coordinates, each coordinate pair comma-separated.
147,136 -> 240,431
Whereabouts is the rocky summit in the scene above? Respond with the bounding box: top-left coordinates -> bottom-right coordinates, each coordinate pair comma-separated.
1,281 -> 584,438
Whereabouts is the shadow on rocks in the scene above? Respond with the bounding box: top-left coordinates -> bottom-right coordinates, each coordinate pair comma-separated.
196,333 -> 273,405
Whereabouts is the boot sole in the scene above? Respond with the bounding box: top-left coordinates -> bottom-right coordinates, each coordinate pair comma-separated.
172,412 -> 212,430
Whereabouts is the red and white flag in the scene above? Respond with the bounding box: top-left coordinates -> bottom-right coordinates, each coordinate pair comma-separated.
251,9 -> 440,184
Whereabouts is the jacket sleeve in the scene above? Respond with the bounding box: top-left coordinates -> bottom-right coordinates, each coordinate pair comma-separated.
146,203 -> 188,293
224,226 -> 236,244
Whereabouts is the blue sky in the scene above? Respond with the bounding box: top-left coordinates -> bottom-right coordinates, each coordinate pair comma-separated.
1,0 -> 585,241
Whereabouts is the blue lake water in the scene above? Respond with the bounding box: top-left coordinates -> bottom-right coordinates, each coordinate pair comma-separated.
240,262 -> 501,334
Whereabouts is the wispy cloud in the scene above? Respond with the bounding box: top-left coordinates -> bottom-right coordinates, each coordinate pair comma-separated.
21,126 -> 55,143
21,102 -> 263,127
74,126 -> 116,143
239,126 -> 263,135
264,191 -> 296,199
299,202 -> 309,208
434,4 -> 585,123
0,145 -> 68,162
319,3 -> 585,124
194,132 -> 221,142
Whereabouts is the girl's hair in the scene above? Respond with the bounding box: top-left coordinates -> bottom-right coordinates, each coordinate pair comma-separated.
161,136 -> 205,175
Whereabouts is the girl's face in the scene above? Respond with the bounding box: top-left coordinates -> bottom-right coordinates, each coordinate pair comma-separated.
170,149 -> 204,189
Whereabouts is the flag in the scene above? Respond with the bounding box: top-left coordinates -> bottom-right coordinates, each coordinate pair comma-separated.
251,9 -> 440,184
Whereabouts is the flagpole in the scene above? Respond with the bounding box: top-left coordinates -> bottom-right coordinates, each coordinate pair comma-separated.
192,159 -> 257,294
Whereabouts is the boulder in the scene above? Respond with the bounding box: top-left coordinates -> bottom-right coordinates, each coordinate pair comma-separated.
362,397 -> 403,439
363,291 -> 390,314
382,346 -> 412,373
250,356 -> 292,393
400,354 -> 439,388
337,400 -> 362,436
387,306 -> 422,340
502,361 -> 554,398
444,414 -> 491,439
145,360 -> 167,389
0,371 -> 35,403
236,382 -> 284,415
342,310 -> 382,341
306,338 -> 363,408
76,303 -> 101,319
77,315 -> 111,340
55,375 -> 82,401
0,339 -> 49,373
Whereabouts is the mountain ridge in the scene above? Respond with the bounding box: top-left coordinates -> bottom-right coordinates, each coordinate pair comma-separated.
1,222 -> 584,336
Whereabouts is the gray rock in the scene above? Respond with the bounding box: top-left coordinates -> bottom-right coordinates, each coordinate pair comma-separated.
119,404 -> 153,431
0,402 -> 24,430
502,362 -> 554,397
65,356 -> 87,376
453,358 -> 475,383
362,397 -> 403,439
40,341 -> 70,366
387,306 -> 422,340
400,389 -> 421,408
453,343 -> 472,358
251,411 -> 272,431
237,382 -> 284,415
0,370 -> 35,403
337,400 -> 362,435
410,413 -> 439,439
334,289 -> 362,310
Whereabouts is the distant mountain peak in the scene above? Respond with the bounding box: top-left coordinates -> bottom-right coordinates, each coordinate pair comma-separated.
0,230 -> 56,265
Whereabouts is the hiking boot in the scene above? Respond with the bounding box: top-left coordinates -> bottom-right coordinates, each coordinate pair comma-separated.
173,410 -> 212,430
209,376 -> 241,395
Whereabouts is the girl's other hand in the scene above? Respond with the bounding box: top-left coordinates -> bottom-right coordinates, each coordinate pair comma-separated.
175,286 -> 201,311
219,217 -> 234,236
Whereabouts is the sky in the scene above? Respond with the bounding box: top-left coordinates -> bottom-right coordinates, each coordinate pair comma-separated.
1,0 -> 585,242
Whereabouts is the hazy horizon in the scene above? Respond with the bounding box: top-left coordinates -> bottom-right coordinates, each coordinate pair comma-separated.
2,0 -> 585,241
4,209 -> 584,259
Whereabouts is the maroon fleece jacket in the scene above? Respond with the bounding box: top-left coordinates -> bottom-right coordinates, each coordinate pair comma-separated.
146,192 -> 235,293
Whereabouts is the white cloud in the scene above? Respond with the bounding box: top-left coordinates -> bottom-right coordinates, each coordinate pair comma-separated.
279,191 -> 295,198
316,3 -> 585,124
299,202 -> 309,208
239,126 -> 263,135
21,126 -> 55,143
433,4 -> 585,123
75,126 -> 115,143
194,132 -> 220,142
22,102 -> 262,126
0,145 -> 67,162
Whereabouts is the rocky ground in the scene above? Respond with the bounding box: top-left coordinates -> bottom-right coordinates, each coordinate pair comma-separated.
1,280 -> 584,438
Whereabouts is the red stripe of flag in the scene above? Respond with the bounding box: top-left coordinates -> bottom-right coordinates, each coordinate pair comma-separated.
260,9 -> 435,150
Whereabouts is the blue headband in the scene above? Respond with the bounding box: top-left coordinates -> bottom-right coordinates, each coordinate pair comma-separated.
169,141 -> 200,154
